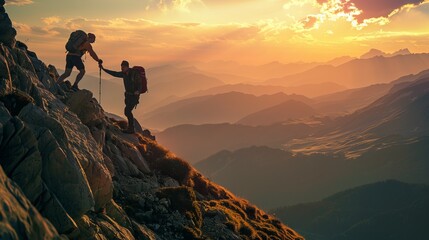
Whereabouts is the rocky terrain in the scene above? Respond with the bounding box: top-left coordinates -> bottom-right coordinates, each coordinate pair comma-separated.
0,3 -> 303,240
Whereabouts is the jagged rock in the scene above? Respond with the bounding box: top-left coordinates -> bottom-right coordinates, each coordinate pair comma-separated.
131,221 -> 159,240
0,102 -> 11,123
48,64 -> 59,81
105,200 -> 133,229
0,117 -> 77,234
116,138 -> 151,174
65,89 -> 105,126
0,166 -> 62,239
18,104 -> 95,216
0,89 -> 34,116
105,140 -> 141,176
76,213 -> 135,240
0,10 -> 16,47
0,44 -> 13,95
19,90 -> 113,211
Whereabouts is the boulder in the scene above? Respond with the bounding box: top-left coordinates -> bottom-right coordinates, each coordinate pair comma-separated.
66,89 -> 105,126
0,166 -> 61,239
0,117 -> 77,234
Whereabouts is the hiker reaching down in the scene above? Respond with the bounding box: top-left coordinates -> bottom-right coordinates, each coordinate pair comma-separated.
99,60 -> 145,134
57,31 -> 103,91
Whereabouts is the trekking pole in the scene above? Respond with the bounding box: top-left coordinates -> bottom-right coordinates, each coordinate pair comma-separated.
99,66 -> 102,105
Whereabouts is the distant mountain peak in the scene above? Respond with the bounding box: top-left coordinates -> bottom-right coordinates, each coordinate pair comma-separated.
360,48 -> 413,59
392,48 -> 411,56
360,49 -> 386,59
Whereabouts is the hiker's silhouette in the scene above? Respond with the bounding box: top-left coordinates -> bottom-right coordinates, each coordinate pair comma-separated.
57,31 -> 102,91
99,60 -> 145,134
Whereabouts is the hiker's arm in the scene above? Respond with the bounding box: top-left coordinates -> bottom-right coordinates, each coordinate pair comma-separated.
86,43 -> 101,62
101,67 -> 123,78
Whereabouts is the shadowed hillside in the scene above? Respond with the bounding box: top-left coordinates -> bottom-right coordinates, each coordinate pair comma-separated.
0,6 -> 303,240
237,100 -> 318,126
143,91 -> 312,130
157,122 -> 321,163
273,180 -> 429,240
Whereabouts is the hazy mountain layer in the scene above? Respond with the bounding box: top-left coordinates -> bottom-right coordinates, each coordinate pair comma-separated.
273,180 -> 429,240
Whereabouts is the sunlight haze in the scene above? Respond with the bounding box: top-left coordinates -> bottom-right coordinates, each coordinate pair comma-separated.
7,0 -> 429,73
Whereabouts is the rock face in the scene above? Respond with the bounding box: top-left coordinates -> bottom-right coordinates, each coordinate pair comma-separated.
0,4 -> 303,240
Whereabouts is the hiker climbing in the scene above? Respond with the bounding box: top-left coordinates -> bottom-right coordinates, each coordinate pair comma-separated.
57,30 -> 103,91
99,60 -> 147,134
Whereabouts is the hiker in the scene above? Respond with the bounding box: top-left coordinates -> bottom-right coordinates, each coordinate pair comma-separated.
57,31 -> 103,91
99,60 -> 143,134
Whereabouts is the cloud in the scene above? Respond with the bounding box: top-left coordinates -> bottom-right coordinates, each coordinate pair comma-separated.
42,16 -> 61,25
315,0 -> 426,24
5,0 -> 33,6
146,0 -> 202,12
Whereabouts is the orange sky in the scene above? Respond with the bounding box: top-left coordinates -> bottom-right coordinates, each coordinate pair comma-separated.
6,0 -> 429,73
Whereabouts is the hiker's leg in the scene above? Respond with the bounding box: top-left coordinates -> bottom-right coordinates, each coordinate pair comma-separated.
72,57 -> 85,87
73,68 -> 85,87
57,68 -> 72,83
124,103 -> 134,130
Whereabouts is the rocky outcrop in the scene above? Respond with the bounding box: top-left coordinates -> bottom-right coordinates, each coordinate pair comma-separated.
0,3 -> 303,240
0,0 -> 16,48
0,166 -> 61,239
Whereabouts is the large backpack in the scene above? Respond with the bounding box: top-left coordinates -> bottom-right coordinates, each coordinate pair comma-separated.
65,30 -> 87,53
132,66 -> 148,94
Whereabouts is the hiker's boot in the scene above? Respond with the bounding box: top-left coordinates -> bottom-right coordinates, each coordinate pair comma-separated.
122,124 -> 135,134
71,84 -> 80,91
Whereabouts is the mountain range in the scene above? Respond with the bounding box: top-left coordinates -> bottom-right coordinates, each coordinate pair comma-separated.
267,53 -> 429,88
360,48 -> 411,59
157,121 -> 321,163
195,71 -> 429,209
142,92 -> 312,130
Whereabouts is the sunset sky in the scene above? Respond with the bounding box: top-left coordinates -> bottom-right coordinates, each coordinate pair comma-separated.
6,0 -> 429,73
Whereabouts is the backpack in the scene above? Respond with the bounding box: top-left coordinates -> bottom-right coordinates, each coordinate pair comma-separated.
65,30 -> 87,53
132,66 -> 148,94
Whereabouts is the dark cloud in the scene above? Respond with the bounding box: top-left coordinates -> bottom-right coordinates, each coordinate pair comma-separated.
317,0 -> 426,22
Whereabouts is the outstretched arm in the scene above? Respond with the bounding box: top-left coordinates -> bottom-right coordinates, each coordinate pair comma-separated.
100,65 -> 123,78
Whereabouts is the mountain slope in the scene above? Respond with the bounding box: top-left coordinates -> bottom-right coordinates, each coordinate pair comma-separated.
143,91 -> 312,130
313,68 -> 429,115
267,54 -> 429,88
273,180 -> 429,240
237,100 -> 318,126
196,137 -> 429,209
337,76 -> 429,136
0,8 -> 303,240
196,70 -> 429,209
185,82 -> 346,99
157,122 -> 318,163
285,73 -> 429,157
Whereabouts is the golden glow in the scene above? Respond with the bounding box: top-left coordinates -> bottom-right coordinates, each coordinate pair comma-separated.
6,0 -> 429,73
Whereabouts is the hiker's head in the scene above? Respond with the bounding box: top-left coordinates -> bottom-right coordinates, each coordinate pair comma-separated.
121,60 -> 130,72
87,33 -> 96,43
